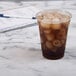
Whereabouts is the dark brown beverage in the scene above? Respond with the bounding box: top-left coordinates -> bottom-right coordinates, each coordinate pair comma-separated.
36,9 -> 71,60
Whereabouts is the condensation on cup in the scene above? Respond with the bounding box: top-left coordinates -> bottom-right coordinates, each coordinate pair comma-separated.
36,9 -> 72,60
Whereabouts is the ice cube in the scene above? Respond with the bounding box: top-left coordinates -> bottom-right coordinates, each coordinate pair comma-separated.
41,19 -> 52,29
44,13 -> 54,19
44,29 -> 51,34
46,41 -> 53,49
52,39 -> 62,47
52,18 -> 60,24
52,24 -> 61,30
45,33 -> 54,41
60,14 -> 70,23
37,13 -> 43,21
57,29 -> 66,39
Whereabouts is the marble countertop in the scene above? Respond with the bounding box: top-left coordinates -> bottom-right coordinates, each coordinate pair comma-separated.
0,1 -> 76,76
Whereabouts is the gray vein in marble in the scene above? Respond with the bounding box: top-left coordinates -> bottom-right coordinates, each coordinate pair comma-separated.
6,65 -> 23,70
30,67 -> 43,73
66,52 -> 76,59
28,48 -> 41,51
0,55 -> 9,60
0,23 -> 37,33
63,48 -> 76,60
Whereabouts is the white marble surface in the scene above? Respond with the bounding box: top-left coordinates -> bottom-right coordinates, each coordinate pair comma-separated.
0,1 -> 76,76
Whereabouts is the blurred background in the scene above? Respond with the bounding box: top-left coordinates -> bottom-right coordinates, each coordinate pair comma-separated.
0,0 -> 76,23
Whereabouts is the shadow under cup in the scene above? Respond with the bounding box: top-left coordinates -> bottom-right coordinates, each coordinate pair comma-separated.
36,9 -> 72,60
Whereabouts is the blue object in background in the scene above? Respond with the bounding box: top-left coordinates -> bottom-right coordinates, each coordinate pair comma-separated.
0,14 -> 36,19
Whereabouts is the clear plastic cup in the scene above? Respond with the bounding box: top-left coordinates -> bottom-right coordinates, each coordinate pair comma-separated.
36,9 -> 71,60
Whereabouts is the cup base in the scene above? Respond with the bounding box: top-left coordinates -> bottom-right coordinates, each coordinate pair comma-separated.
42,47 -> 65,60
42,53 -> 64,60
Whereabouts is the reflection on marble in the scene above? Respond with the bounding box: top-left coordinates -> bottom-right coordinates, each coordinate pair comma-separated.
0,1 -> 76,76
